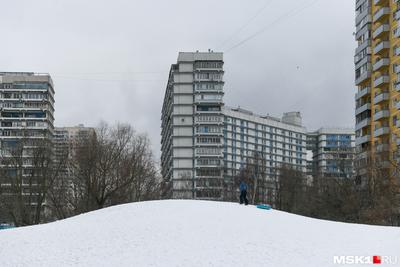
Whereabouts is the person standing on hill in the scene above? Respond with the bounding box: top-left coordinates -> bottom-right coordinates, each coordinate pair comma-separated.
239,181 -> 249,205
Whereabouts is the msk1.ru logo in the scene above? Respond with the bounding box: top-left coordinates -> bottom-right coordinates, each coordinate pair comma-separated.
333,255 -> 398,265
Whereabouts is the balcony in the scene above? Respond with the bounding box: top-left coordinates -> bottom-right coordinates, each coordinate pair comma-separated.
372,24 -> 390,39
395,82 -> 400,91
395,9 -> 400,21
356,16 -> 372,32
373,75 -> 389,87
356,24 -> 371,40
373,109 -> 390,120
395,27 -> 400,38
374,126 -> 390,137
357,0 -> 367,8
357,150 -> 369,160
355,70 -> 371,85
194,98 -> 223,104
379,160 -> 391,168
395,65 -> 400,74
373,92 -> 389,104
355,134 -> 371,146
373,58 -> 389,71
355,87 -> 371,100
373,7 -> 390,22
376,143 -> 390,152
373,41 -> 389,54
355,55 -> 371,69
356,40 -> 371,55
355,118 -> 371,131
355,103 -> 371,115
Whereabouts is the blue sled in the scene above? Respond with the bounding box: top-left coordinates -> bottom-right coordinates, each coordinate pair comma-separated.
256,204 -> 272,210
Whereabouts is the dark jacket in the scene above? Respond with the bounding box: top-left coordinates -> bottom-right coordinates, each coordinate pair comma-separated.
239,182 -> 248,192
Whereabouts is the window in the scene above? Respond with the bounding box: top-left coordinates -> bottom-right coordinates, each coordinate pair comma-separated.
196,126 -> 222,133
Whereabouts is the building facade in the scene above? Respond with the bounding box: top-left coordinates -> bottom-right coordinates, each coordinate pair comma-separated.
161,52 -> 225,199
306,128 -> 356,179
354,0 -> 400,174
0,72 -> 55,222
223,107 -> 307,179
161,52 -> 308,200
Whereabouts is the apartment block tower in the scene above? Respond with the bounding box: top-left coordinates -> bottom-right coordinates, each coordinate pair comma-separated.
161,52 -> 308,200
0,72 -> 55,221
306,128 -> 356,179
354,0 -> 400,175
161,52 -> 225,199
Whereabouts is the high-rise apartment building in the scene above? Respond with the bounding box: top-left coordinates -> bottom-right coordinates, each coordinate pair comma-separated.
0,72 -> 55,221
354,0 -> 398,174
161,52 -> 308,200
306,128 -> 356,179
161,52 -> 225,199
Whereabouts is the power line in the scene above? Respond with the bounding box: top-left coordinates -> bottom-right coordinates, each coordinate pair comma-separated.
52,71 -> 165,76
225,0 -> 322,53
53,75 -> 165,83
216,1 -> 274,50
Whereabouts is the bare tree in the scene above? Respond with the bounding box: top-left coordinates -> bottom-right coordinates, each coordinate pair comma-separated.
65,122 -> 160,215
0,138 -> 65,226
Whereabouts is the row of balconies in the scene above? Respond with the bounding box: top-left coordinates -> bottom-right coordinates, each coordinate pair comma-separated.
356,3 -> 370,25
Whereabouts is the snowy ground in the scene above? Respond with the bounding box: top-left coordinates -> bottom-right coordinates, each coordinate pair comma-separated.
0,200 -> 399,267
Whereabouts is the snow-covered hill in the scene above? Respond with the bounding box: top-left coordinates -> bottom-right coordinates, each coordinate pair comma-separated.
0,200 -> 399,267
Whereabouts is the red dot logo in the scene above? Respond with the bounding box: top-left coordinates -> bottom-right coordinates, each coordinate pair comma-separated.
373,256 -> 381,264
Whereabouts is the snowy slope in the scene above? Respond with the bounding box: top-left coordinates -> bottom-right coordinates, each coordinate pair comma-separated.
0,200 -> 399,267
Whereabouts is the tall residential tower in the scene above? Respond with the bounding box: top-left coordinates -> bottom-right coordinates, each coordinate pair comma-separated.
355,0 -> 400,175
161,52 -> 225,199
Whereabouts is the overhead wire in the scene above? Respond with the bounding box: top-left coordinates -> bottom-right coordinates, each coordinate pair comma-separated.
224,0 -> 322,53
216,0 -> 274,50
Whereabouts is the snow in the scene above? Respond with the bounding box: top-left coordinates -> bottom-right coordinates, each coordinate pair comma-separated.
0,200 -> 399,267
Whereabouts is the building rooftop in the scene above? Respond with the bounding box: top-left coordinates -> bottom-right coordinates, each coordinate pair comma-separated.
177,51 -> 223,62
224,106 -> 304,129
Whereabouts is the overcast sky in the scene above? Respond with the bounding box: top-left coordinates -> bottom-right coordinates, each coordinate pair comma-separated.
0,0 -> 355,161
